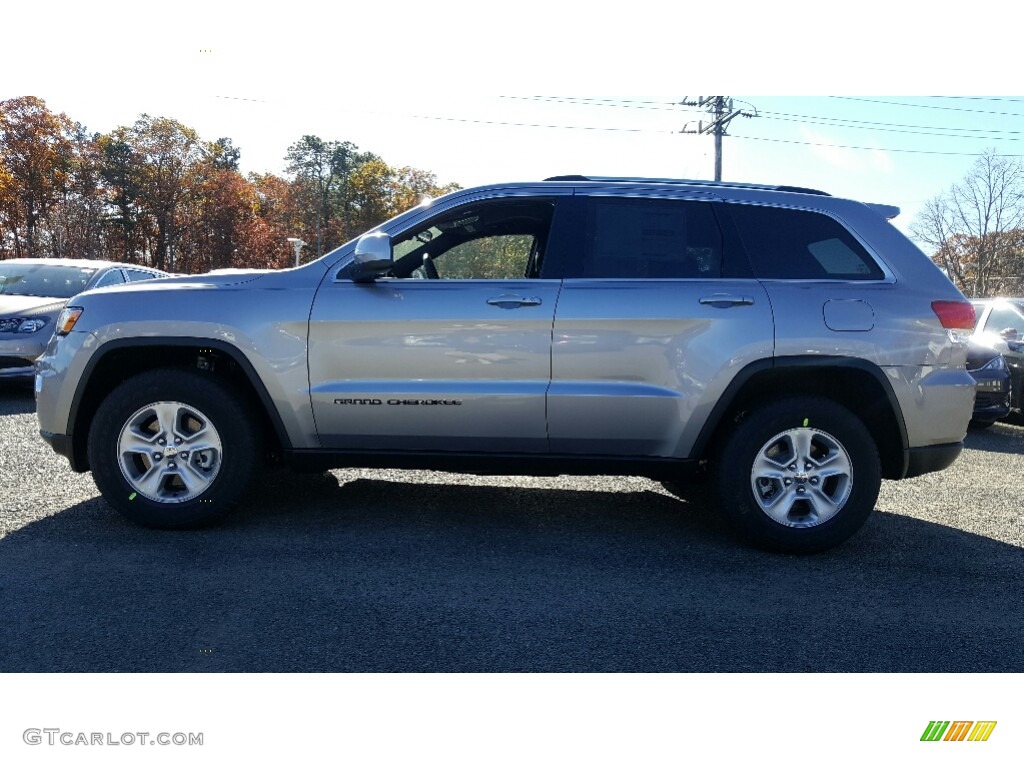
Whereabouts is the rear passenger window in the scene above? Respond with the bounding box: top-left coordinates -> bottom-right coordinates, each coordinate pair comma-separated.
568,198 -> 722,279
728,205 -> 884,280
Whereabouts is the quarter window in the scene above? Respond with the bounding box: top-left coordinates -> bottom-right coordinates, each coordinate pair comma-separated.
728,205 -> 884,280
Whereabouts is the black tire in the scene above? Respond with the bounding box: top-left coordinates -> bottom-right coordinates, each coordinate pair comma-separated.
87,368 -> 263,529
713,396 -> 880,554
969,419 -> 996,430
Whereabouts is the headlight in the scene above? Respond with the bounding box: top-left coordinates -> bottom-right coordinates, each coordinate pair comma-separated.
55,306 -> 84,335
978,354 -> 1007,372
0,317 -> 49,333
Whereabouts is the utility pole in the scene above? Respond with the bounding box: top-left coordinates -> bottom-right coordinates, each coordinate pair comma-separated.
679,97 -> 758,181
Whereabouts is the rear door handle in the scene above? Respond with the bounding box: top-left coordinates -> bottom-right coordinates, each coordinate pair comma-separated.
699,294 -> 754,308
487,295 -> 543,308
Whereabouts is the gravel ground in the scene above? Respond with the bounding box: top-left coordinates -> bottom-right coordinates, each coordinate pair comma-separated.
1,380 -> 1022,672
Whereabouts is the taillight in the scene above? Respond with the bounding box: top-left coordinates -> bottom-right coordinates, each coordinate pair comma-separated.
931,300 -> 975,330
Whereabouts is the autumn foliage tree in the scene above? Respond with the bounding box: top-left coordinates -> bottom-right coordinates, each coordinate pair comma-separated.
0,96 -> 76,258
1,96 -> 460,271
349,160 -> 461,233
284,137 -> 378,258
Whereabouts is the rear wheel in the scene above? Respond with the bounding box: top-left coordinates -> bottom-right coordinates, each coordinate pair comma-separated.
87,368 -> 263,528
713,396 -> 880,553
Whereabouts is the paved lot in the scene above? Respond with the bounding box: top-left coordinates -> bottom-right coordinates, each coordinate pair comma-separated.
1,381 -> 1022,672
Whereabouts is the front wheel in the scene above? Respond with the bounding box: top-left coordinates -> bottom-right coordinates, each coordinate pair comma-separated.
87,368 -> 263,529
713,397 -> 881,553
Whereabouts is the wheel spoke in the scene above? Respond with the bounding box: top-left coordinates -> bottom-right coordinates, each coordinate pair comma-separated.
816,452 -> 851,476
175,462 -> 209,494
120,432 -> 157,456
791,429 -> 815,464
752,453 -> 788,477
133,466 -> 168,498
151,402 -> 180,438
805,486 -> 840,520
182,430 -> 215,453
762,484 -> 799,514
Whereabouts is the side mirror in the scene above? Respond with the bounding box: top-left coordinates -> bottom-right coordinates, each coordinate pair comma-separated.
350,232 -> 393,282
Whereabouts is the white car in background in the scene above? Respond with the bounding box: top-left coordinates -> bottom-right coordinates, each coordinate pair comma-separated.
0,258 -> 168,381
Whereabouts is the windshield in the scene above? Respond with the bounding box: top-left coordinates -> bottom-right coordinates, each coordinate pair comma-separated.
0,264 -> 98,299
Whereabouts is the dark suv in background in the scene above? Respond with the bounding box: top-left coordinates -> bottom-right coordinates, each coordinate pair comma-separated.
970,297 -> 1024,415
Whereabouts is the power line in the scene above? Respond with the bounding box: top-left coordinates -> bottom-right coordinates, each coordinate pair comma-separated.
496,95 -> 1021,154
730,134 -> 1024,157
760,110 -> 1024,136
758,113 -> 1024,142
503,96 -> 1024,138
927,96 -> 1024,105
500,96 -> 690,111
411,112 -> 1021,157
411,114 -> 665,133
214,95 -> 268,103
828,96 -> 1024,119
388,98 -> 1024,158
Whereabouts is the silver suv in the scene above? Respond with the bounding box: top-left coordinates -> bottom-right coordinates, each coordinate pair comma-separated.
35,176 -> 977,552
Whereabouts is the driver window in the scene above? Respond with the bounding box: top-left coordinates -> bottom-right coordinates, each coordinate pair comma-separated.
391,200 -> 554,280
430,235 -> 534,279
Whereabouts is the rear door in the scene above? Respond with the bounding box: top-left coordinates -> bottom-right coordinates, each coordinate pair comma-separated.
546,191 -> 774,458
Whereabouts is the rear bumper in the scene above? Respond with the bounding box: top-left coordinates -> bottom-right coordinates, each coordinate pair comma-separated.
904,442 -> 963,479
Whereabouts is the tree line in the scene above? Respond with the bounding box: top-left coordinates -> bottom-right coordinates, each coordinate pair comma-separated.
0,96 -> 459,272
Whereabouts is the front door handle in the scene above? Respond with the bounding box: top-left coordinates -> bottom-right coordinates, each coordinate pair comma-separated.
487,295 -> 543,308
699,294 -> 754,308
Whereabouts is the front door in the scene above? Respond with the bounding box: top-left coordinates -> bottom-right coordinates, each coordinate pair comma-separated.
308,197 -> 566,453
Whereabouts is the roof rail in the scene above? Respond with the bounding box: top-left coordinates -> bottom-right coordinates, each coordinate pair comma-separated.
544,175 -> 830,197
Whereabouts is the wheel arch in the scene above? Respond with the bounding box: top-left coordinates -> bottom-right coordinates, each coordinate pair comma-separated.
692,356 -> 910,480
66,338 -> 290,472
